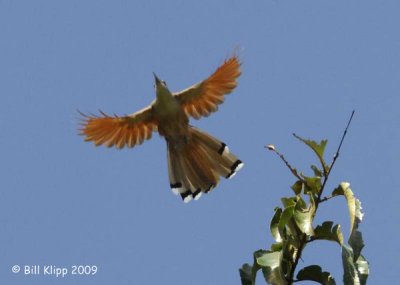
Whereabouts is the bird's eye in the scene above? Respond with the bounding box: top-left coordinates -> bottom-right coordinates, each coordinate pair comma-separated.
162,80 -> 167,86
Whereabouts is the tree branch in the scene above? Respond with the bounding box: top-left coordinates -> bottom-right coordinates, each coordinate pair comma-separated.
287,110 -> 355,284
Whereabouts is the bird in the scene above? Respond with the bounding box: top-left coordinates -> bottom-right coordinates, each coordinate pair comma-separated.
79,54 -> 243,203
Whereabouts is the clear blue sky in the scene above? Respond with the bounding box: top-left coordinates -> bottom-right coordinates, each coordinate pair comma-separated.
1,1 -> 398,284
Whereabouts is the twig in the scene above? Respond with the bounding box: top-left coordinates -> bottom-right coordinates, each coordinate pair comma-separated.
265,145 -> 304,182
319,194 -> 335,203
317,110 -> 355,204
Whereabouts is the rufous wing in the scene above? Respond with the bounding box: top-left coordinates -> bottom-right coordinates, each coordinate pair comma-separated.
79,106 -> 157,149
173,55 -> 241,119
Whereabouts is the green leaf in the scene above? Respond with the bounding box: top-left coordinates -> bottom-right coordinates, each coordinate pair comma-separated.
331,184 -> 344,196
342,244 -> 361,285
279,197 -> 300,236
281,197 -> 297,208
353,198 -> 364,229
293,134 -> 329,173
342,245 -> 369,285
313,221 -> 344,246
270,208 -> 283,242
308,192 -> 317,213
256,251 -> 288,285
331,182 -> 364,236
311,164 -> 323,177
239,250 -> 265,285
270,242 -> 283,252
239,264 -> 255,285
303,176 -> 322,195
293,209 -> 313,235
355,255 -> 369,285
278,205 -> 295,237
297,265 -> 336,285
291,180 -> 303,195
348,230 -> 365,262
293,197 -> 314,236
295,195 -> 307,209
281,236 -> 300,267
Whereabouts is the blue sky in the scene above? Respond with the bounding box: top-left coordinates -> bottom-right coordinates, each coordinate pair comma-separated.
1,1 -> 399,284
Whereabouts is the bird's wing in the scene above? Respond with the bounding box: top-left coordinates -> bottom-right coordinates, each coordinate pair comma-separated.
79,106 -> 157,149
173,55 -> 241,119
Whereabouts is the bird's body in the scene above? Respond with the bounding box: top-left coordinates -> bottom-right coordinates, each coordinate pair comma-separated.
80,55 -> 243,202
152,86 -> 189,146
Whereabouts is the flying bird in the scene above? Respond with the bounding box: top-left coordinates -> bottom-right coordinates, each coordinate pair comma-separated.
79,54 -> 243,202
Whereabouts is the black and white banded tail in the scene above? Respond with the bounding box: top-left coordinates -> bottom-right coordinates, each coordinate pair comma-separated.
167,126 -> 243,203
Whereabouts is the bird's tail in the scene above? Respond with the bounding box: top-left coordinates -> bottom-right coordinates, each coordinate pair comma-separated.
167,126 -> 243,203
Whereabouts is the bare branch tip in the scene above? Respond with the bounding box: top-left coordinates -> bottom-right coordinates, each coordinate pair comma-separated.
265,144 -> 276,151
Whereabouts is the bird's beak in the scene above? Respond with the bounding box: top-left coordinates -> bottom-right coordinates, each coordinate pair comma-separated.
153,72 -> 161,86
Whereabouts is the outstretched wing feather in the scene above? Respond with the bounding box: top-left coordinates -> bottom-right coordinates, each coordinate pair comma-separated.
79,106 -> 157,149
174,55 -> 241,119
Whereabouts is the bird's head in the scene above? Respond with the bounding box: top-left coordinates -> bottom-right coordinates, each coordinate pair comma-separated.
153,73 -> 171,99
